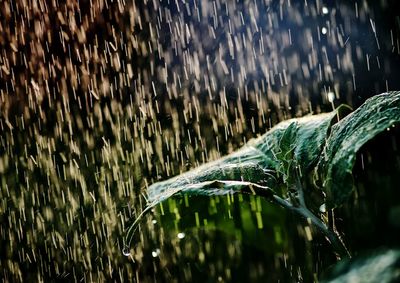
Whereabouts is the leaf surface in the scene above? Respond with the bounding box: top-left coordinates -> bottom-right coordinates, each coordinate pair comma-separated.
127,91 -> 400,253
147,111 -> 338,207
322,249 -> 400,283
317,91 -> 400,207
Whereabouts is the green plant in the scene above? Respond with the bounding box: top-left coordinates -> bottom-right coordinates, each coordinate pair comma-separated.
126,91 -> 400,280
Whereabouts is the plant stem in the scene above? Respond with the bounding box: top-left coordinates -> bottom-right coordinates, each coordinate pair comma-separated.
124,180 -> 350,259
124,205 -> 154,249
271,195 -> 350,259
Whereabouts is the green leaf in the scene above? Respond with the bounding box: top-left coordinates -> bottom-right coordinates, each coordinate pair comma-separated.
276,121 -> 298,184
146,111 -> 338,207
322,249 -> 400,283
126,91 -> 400,257
317,91 -> 400,208
126,108 -> 352,256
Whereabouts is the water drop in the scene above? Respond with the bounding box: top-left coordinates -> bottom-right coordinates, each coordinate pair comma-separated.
321,27 -> 328,35
328,92 -> 335,103
177,232 -> 185,239
151,249 -> 160,257
322,7 -> 329,15
122,246 -> 131,257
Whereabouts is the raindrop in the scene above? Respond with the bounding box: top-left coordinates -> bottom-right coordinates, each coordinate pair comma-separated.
122,246 -> 131,257
321,27 -> 328,35
322,7 -> 329,15
328,92 -> 335,103
152,219 -> 157,224
177,232 -> 185,239
151,249 -> 160,257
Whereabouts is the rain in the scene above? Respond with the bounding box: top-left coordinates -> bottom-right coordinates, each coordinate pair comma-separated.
1,0 -> 400,281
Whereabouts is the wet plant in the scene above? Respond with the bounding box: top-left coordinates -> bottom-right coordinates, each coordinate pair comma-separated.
126,92 -> 400,281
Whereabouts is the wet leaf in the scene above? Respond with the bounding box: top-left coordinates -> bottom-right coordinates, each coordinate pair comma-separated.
128,91 -> 400,255
322,249 -> 400,283
317,91 -> 400,207
143,92 -> 400,209
123,108 -> 348,255
147,111 -> 338,207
